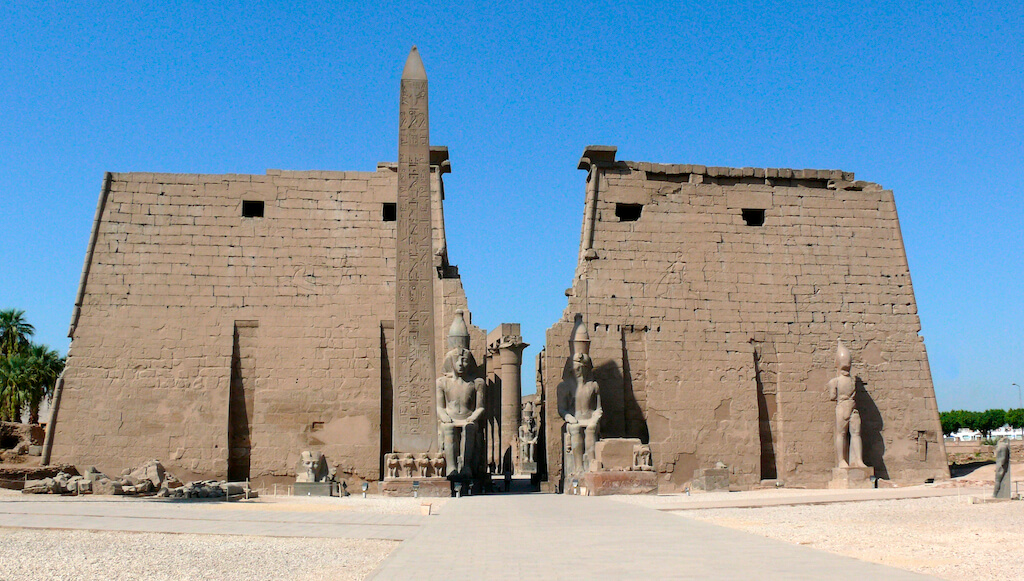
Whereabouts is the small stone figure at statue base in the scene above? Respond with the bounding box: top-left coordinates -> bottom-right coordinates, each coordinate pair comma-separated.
381,451 -> 451,497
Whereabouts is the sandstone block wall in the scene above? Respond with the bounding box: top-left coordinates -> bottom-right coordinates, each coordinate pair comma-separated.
55,165 -> 478,484
543,155 -> 948,491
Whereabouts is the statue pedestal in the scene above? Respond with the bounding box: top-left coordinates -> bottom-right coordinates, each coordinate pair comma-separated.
828,466 -> 875,489
519,461 -> 537,475
294,482 -> 335,496
380,477 -> 451,497
581,470 -> 658,496
692,468 -> 730,492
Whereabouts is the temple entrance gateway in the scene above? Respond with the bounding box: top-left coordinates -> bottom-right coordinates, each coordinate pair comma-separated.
49,47 -> 948,494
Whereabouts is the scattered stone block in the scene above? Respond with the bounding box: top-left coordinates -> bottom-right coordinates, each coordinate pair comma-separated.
93,478 -> 124,495
692,468 -> 730,492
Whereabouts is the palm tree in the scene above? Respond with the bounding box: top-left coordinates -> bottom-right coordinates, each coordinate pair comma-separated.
0,354 -> 30,422
24,343 -> 65,424
0,309 -> 35,357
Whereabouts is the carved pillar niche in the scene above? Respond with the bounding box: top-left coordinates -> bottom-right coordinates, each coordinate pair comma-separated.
487,324 -> 528,475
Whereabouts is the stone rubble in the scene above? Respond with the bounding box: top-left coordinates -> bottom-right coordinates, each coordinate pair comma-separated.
20,459 -> 254,499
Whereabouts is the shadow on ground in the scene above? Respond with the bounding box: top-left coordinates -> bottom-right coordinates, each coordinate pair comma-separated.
949,460 -> 994,478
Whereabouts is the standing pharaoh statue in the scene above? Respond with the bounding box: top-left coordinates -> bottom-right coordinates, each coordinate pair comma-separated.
436,310 -> 485,479
519,401 -> 539,466
558,323 -> 603,476
827,340 -> 867,468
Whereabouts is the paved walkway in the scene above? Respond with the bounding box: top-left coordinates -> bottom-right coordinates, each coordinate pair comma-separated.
0,497 -> 422,540
369,494 -> 937,580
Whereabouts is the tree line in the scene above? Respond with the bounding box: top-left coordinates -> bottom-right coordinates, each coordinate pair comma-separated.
940,409 -> 1024,438
0,309 -> 65,424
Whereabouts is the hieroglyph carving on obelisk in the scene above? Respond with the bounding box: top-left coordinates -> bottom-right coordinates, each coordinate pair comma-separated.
393,47 -> 437,452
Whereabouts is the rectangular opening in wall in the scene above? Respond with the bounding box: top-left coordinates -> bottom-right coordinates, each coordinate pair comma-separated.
615,203 -> 643,222
382,203 -> 397,222
645,172 -> 689,184
241,200 -> 264,218
742,208 -> 765,226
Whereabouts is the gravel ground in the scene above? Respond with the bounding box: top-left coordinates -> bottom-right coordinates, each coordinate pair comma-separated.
0,486 -> 450,515
0,528 -> 396,581
680,495 -> 1024,581
3,479 -> 1019,580
0,489 -> 446,580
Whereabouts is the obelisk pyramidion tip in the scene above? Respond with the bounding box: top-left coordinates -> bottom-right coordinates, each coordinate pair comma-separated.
402,46 -> 427,81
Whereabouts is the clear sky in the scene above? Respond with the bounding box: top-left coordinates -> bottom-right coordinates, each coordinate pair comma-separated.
2,1 -> 1021,411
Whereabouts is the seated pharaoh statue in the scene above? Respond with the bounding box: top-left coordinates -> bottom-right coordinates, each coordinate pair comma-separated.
557,322 -> 603,476
436,310 -> 485,479
827,340 -> 867,469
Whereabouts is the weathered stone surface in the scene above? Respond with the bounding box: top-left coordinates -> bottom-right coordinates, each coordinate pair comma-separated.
380,477 -> 451,497
692,468 -> 731,492
52,146 -> 482,487
828,466 -> 875,489
293,482 -> 334,496
542,149 -> 949,490
0,422 -> 45,463
595,438 -> 642,471
993,438 -> 1010,498
92,478 -> 123,496
127,459 -> 166,489
21,478 -> 54,494
393,46 -> 437,454
582,470 -> 657,495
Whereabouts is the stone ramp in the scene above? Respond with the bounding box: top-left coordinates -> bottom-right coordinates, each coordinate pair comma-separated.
369,494 -> 937,580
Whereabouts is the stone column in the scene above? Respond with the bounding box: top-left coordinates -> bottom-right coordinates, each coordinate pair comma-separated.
488,324 -> 527,474
393,46 -> 436,453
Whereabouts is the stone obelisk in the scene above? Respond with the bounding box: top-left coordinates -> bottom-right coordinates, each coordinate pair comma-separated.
393,46 -> 437,452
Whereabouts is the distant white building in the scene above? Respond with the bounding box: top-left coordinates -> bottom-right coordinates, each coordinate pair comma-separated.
946,425 -> 1023,442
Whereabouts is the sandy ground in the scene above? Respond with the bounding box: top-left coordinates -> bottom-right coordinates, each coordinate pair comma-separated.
0,528 -> 396,581
2,471 -> 1021,580
0,486 -> 449,514
0,490 -> 444,580
681,495 -> 1023,581
611,463 -> 1024,581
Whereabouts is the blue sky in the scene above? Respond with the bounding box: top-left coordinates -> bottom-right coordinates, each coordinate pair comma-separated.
2,1 -> 1021,410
